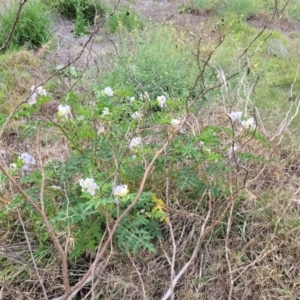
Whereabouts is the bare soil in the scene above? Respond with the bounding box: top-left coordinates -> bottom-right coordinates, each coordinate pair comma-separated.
247,13 -> 300,34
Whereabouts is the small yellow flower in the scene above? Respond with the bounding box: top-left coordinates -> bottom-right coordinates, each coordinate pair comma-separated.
152,195 -> 167,223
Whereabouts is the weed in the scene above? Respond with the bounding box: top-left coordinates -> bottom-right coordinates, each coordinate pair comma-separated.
43,0 -> 106,24
74,1 -> 89,36
106,6 -> 144,33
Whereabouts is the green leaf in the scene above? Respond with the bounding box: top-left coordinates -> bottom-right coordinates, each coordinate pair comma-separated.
199,126 -> 221,146
253,131 -> 271,148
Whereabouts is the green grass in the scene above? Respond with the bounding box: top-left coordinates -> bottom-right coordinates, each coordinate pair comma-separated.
286,0 -> 300,21
42,0 -> 107,36
100,24 -> 199,99
42,0 -> 106,23
0,0 -> 52,50
205,16 -> 300,124
105,6 -> 144,33
189,0 -> 300,21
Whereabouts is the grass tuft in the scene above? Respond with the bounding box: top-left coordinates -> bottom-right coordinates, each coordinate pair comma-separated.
0,0 -> 52,50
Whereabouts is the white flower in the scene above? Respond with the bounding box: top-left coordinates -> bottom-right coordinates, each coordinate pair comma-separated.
22,165 -> 30,171
29,85 -> 47,105
132,111 -> 143,120
113,184 -> 129,197
50,185 -> 61,190
228,111 -> 242,122
28,93 -> 37,105
97,126 -> 105,135
79,178 -> 99,196
102,107 -> 110,116
171,119 -> 180,126
203,146 -> 211,154
58,104 -> 71,118
129,137 -> 141,149
19,153 -> 36,171
130,97 -> 135,104
36,86 -> 47,96
139,92 -> 150,101
19,153 -> 36,165
10,163 -> 17,170
157,95 -> 167,108
30,85 -> 47,97
104,87 -> 113,97
241,117 -> 256,130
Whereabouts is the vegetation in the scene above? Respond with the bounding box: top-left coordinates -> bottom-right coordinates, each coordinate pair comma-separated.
1,0 -> 300,299
188,0 -> 300,21
0,0 -> 52,50
106,6 -> 144,33
43,0 -> 106,23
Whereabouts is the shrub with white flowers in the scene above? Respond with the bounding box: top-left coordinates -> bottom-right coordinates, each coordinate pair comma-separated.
19,153 -> 36,171
171,119 -> 180,126
227,111 -> 256,130
157,95 -> 167,108
28,93 -> 37,105
102,107 -> 110,116
28,85 -> 47,105
241,117 -> 256,130
58,104 -> 71,118
132,111 -> 143,120
10,163 -> 17,170
228,111 -> 242,123
104,87 -> 113,96
79,178 -> 99,196
129,137 -> 141,149
113,184 -> 129,197
28,85 -> 47,106
36,86 -> 47,96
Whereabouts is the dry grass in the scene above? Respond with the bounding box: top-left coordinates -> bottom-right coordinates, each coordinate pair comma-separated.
0,49 -> 41,113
